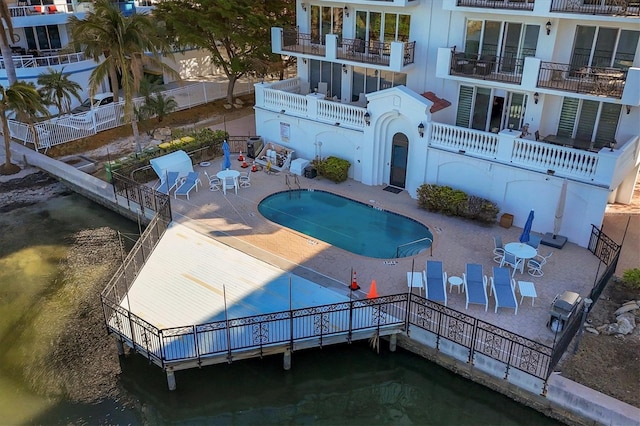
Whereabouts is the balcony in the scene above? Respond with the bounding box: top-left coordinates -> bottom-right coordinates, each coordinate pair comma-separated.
319,0 -> 418,6
0,51 -> 87,70
537,62 -> 627,99
550,0 -> 640,17
450,51 -> 524,84
275,28 -> 415,71
455,0 -> 535,10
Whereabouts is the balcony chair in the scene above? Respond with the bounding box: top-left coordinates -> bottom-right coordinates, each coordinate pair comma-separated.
526,234 -> 542,249
239,171 -> 251,188
476,55 -> 495,76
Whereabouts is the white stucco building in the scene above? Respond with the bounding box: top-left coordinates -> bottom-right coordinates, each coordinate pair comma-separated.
255,0 -> 640,248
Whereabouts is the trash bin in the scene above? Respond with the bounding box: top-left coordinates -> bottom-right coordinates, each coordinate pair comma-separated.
500,213 -> 513,228
304,165 -> 317,179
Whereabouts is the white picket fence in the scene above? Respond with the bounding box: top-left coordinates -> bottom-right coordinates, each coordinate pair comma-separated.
8,80 -> 256,152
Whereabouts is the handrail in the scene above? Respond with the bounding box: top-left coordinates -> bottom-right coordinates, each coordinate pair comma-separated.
396,236 -> 433,258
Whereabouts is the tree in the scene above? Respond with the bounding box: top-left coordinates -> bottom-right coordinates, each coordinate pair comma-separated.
0,0 -> 17,85
0,82 -> 49,174
37,67 -> 83,116
68,0 -> 179,152
142,92 -> 178,123
154,0 -> 294,105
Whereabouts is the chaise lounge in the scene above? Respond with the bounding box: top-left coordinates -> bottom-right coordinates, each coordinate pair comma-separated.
490,266 -> 518,315
423,260 -> 447,306
463,263 -> 488,311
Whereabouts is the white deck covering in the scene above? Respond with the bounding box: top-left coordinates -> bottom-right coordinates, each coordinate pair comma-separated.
124,222 -> 351,329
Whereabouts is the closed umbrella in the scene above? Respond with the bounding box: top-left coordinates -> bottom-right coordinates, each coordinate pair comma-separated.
553,179 -> 568,238
519,210 -> 535,243
222,139 -> 231,170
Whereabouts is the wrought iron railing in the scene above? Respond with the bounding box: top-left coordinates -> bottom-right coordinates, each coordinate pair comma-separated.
450,52 -> 524,84
281,29 -> 325,56
456,0 -> 535,10
337,38 -> 392,66
550,0 -> 640,16
587,225 -> 622,303
537,61 -> 627,98
403,41 -> 416,65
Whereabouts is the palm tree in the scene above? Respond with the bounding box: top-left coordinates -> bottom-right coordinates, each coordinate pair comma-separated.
37,67 -> 83,116
0,0 -> 18,85
0,82 -> 49,174
143,92 -> 178,123
69,0 -> 179,152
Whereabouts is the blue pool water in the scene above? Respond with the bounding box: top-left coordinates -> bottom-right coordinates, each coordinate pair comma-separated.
258,190 -> 433,258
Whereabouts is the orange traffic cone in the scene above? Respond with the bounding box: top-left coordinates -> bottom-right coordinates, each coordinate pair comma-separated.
241,159 -> 248,168
238,151 -> 244,162
367,280 -> 379,299
251,162 -> 257,172
349,270 -> 360,291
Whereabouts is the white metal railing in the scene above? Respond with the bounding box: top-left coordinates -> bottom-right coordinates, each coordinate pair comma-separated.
9,80 -> 255,151
0,52 -> 87,70
8,3 -> 73,17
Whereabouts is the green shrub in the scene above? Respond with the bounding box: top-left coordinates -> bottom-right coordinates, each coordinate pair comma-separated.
417,183 -> 499,224
622,268 -> 640,290
314,156 -> 350,183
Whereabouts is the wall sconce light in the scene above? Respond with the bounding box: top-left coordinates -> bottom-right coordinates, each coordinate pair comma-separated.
302,58 -> 307,64
547,169 -> 555,176
546,21 -> 552,36
301,2 -> 306,11
458,149 -> 466,154
609,140 -> 617,151
626,105 -> 631,114
534,92 -> 539,104
280,109 -> 285,114
344,5 -> 349,17
418,122 -> 425,138
364,111 -> 371,126
342,64 -> 347,74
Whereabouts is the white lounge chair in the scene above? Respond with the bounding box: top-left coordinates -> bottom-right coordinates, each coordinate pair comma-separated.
175,171 -> 200,200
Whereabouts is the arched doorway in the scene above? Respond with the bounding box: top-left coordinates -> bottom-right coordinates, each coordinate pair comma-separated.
389,133 -> 408,188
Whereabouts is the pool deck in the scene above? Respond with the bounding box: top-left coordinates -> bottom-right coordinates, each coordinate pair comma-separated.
168,155 -> 603,348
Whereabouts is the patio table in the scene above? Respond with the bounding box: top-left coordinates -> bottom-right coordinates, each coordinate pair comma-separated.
216,169 -> 239,195
504,242 -> 537,275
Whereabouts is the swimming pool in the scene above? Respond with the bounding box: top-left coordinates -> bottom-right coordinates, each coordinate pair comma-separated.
258,190 -> 433,258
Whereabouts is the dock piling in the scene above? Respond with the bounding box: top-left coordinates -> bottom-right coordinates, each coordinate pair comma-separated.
283,349 -> 292,370
166,368 -> 177,391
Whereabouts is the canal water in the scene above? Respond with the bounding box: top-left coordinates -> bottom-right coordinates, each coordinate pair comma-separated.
0,192 -> 560,425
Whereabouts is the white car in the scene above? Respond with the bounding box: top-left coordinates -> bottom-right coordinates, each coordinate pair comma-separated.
71,92 -> 114,114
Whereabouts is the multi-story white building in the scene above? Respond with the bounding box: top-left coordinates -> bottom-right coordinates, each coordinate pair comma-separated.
1,1 -> 210,102
256,0 -> 640,248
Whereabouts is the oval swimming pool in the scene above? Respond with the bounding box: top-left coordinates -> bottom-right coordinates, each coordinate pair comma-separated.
258,190 -> 433,259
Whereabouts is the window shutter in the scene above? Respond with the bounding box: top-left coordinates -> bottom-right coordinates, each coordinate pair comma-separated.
595,104 -> 621,148
456,86 -> 473,128
576,100 -> 598,141
557,97 -> 578,137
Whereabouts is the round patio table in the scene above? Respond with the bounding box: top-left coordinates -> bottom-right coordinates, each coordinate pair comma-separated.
216,169 -> 239,195
504,242 -> 537,260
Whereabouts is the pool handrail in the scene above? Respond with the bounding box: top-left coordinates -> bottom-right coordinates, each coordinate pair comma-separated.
396,236 -> 433,258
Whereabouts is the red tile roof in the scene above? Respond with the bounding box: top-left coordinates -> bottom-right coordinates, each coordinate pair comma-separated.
422,92 -> 452,113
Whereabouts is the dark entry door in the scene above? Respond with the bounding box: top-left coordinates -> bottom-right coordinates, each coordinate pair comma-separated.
389,133 -> 408,188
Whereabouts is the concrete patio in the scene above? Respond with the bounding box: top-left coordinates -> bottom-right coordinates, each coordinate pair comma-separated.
168,152 -> 603,348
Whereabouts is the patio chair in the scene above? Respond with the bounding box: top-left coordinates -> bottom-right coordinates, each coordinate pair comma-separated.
423,260 -> 447,306
175,171 -> 200,200
526,234 -> 542,249
493,235 -> 505,263
155,171 -> 180,195
490,266 -> 518,315
500,251 -> 523,277
527,251 -> 553,277
462,263 -> 488,311
204,171 -> 220,191
239,171 -> 251,188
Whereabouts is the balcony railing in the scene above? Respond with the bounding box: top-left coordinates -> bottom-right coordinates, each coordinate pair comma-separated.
337,38 -> 392,66
537,61 -> 627,99
456,0 -> 535,10
550,0 -> 640,16
450,52 -> 524,84
281,30 -> 325,57
9,3 -> 72,16
0,52 -> 87,70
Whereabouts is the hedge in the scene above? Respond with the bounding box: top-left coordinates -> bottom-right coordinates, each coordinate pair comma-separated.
417,184 -> 499,223
313,156 -> 351,183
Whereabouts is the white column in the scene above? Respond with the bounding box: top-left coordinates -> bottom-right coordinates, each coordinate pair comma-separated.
283,348 -> 292,370
166,368 -> 176,391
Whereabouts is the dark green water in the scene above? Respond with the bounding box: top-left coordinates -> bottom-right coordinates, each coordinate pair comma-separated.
0,192 -> 560,425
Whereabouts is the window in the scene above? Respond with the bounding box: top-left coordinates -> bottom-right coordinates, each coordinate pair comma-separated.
456,85 -> 527,132
310,5 -> 343,45
355,10 -> 410,47
571,26 -> 639,70
351,66 -> 406,101
25,25 -> 61,51
464,20 -> 539,70
309,60 -> 342,98
558,97 -> 621,149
